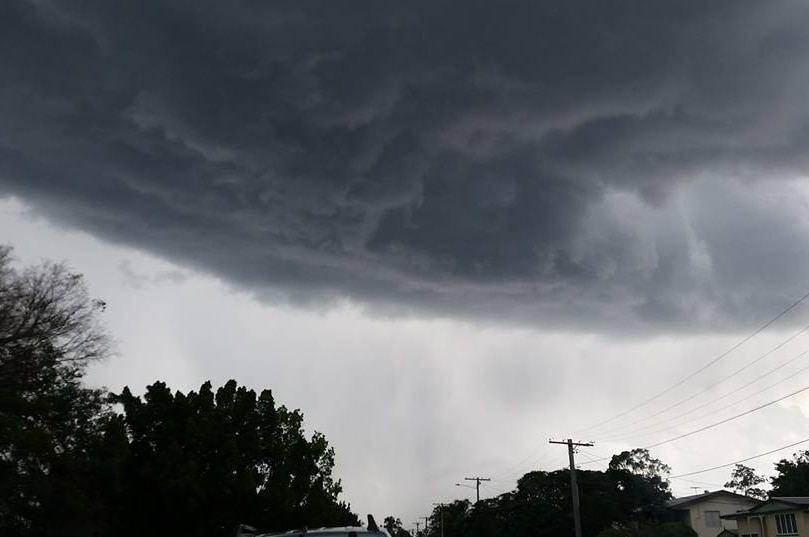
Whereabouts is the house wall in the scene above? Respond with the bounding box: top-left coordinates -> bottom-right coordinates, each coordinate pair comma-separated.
736,511 -> 809,537
685,497 -> 760,537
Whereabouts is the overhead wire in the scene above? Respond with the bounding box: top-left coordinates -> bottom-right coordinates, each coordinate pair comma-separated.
602,354 -> 809,444
578,381 -> 809,465
589,327 -> 809,441
568,289 -> 809,438
669,437 -> 809,479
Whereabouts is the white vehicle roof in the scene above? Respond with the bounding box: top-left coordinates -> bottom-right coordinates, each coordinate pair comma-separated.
251,515 -> 391,537
259,528 -> 388,537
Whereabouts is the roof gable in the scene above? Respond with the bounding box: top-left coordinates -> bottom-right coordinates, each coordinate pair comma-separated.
667,490 -> 760,509
747,498 -> 809,514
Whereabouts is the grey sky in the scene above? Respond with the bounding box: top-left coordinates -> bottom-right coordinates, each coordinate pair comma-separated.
3,0 -> 809,527
4,199 -> 809,523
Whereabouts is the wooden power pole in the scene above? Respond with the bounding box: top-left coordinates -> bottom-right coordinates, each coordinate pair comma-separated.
464,476 -> 491,502
550,439 -> 594,537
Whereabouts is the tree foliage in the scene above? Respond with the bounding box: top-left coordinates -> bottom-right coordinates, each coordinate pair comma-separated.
0,246 -> 109,366
771,450 -> 809,497
0,247 -> 112,531
384,516 -> 411,537
0,247 -> 357,536
114,380 -> 358,537
438,458 -> 673,537
724,464 -> 767,499
606,449 -> 672,521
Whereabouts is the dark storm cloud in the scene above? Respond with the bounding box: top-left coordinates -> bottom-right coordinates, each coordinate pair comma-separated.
2,0 -> 809,329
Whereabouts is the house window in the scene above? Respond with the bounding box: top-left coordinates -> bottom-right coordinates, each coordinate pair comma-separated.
704,511 -> 721,528
775,512 -> 798,535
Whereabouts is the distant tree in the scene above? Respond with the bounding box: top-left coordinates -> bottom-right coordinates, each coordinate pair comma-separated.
724,464 -> 767,499
114,379 -> 359,537
609,449 -> 671,481
0,246 -> 113,532
771,450 -> 809,496
426,500 -> 471,537
384,516 -> 411,537
608,449 -> 672,522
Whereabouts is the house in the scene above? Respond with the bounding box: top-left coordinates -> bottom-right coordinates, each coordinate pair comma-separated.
667,490 -> 761,537
722,497 -> 809,537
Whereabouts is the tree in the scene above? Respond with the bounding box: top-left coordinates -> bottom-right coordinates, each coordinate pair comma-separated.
724,464 -> 767,499
384,516 -> 411,537
771,450 -> 809,496
0,246 -> 109,366
114,379 -> 359,537
450,449 -> 674,537
426,500 -> 471,537
0,247 -> 112,532
608,449 -> 672,522
609,449 -> 671,481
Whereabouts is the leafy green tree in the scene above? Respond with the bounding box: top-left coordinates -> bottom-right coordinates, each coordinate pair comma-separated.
771,450 -> 809,496
725,464 -> 767,499
114,379 -> 358,537
0,247 -> 113,533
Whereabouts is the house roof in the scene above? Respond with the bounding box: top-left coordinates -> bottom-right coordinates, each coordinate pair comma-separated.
666,490 -> 760,509
721,497 -> 809,519
717,530 -> 738,537
772,497 -> 809,506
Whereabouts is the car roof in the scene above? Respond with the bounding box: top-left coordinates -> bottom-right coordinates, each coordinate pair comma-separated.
258,528 -> 387,537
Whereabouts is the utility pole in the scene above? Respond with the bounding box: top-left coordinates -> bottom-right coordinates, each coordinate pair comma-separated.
550,439 -> 594,537
413,522 -> 421,537
432,503 -> 445,537
422,516 -> 430,532
464,476 -> 491,503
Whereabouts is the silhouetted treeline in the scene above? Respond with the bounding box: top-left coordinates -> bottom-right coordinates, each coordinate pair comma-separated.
386,448 -> 686,537
0,247 -> 358,536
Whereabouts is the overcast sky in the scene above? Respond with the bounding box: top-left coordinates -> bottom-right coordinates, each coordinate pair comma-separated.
3,0 -> 809,527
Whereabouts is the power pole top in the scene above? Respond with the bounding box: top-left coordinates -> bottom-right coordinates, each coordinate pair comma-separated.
549,439 -> 594,447
464,477 -> 491,503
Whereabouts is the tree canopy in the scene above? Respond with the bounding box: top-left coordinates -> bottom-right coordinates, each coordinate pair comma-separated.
725,464 -> 767,499
411,457 -> 674,537
0,247 -> 357,536
771,450 -> 809,497
114,380 -> 358,537
0,247 -> 112,532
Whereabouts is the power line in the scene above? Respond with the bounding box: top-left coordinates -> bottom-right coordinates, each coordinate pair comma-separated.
577,449 -> 608,469
491,446 -> 552,480
590,327 -> 809,441
669,437 -> 809,479
579,381 -> 809,465
604,358 -> 809,444
599,347 -> 809,442
569,289 -> 809,437
643,382 -> 809,449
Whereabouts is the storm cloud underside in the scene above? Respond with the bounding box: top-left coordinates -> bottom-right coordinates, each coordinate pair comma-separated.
2,0 -> 809,329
